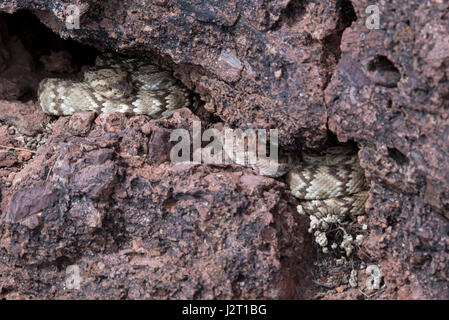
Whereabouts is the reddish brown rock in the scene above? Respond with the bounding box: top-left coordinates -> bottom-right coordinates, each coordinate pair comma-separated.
0,126 -> 18,167
0,100 -> 50,136
1,0 -> 448,300
39,50 -> 76,73
363,186 -> 449,299
0,0 -> 358,149
8,181 -> 58,222
0,109 -> 313,299
325,1 -> 449,299
0,18 -> 39,100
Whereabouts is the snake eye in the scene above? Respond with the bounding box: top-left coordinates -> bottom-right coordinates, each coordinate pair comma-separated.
110,82 -> 125,92
107,81 -> 130,99
85,67 -> 131,99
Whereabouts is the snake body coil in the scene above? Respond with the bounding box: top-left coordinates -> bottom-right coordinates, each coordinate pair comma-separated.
37,53 -> 368,218
286,145 -> 368,217
38,53 -> 190,117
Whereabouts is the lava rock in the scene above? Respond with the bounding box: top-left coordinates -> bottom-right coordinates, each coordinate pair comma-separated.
0,109 -> 312,299
325,0 -> 449,299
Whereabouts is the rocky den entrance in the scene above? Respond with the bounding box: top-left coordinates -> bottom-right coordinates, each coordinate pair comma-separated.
0,1 -> 448,300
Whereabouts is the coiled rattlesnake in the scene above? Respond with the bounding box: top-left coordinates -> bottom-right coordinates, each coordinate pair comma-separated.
223,138 -> 368,216
286,145 -> 368,217
38,53 -> 190,117
37,53 -> 368,218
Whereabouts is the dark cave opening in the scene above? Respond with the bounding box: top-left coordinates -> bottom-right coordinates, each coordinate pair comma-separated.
0,10 -> 205,115
0,10 -> 99,102
367,55 -> 400,74
1,10 -> 98,71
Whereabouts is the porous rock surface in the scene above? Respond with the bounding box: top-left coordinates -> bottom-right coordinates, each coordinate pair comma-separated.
0,109 -> 311,299
1,0 -> 358,149
325,1 -> 449,298
0,0 -> 448,299
0,13 -> 314,298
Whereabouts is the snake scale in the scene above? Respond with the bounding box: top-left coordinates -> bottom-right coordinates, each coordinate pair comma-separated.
37,53 -> 368,217
286,146 -> 368,217
38,53 -> 190,117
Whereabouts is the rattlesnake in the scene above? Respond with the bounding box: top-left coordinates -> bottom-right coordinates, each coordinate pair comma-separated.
37,53 -> 368,217
38,53 -> 190,117
223,138 -> 368,216
286,145 -> 368,217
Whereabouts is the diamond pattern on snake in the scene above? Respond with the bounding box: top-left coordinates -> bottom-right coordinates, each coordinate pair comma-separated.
37,52 -> 368,226
286,145 -> 368,231
38,53 -> 190,118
